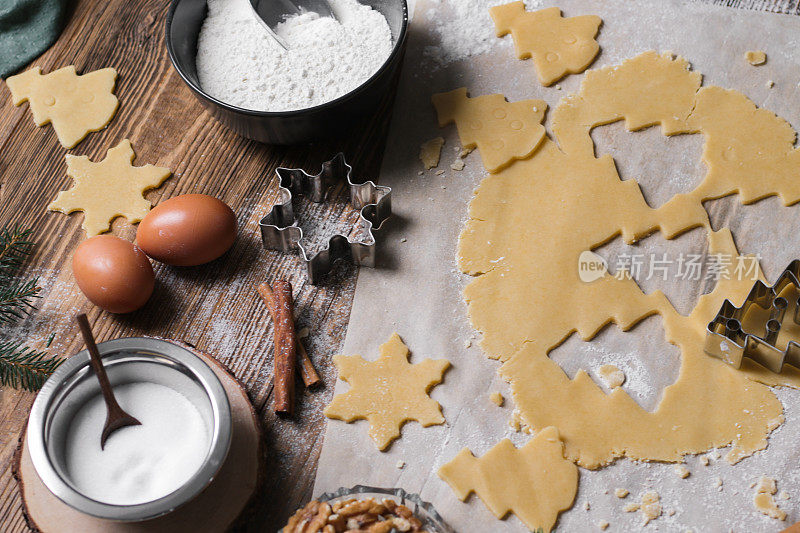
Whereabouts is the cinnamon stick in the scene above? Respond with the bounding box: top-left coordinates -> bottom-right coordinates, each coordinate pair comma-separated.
270,280 -> 296,415
295,338 -> 322,388
257,283 -> 321,388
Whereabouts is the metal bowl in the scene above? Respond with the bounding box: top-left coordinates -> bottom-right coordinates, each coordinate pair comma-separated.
27,338 -> 232,522
165,0 -> 409,145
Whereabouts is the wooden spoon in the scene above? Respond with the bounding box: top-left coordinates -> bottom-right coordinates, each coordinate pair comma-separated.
76,314 -> 141,449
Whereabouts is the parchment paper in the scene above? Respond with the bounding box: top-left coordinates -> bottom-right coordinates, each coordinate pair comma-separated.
314,1 -> 800,530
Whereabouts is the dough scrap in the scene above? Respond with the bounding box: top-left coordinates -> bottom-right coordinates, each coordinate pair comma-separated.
623,491 -> 661,525
490,2 -> 601,86
432,87 -> 547,173
324,333 -> 450,451
489,391 -> 504,406
419,137 -> 445,169
674,464 -> 690,478
6,66 -> 119,149
438,426 -> 577,532
597,364 -> 625,389
48,140 -> 172,236
453,51 -> 798,471
745,50 -> 767,66
753,476 -> 786,520
450,158 -> 465,171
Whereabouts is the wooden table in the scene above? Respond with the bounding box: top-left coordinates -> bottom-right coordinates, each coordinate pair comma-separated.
0,0 -> 797,531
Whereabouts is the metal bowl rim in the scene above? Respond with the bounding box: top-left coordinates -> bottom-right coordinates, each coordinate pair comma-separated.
27,337 -> 232,522
164,0 -> 409,117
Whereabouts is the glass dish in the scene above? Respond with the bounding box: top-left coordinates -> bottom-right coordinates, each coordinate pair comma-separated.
316,485 -> 455,533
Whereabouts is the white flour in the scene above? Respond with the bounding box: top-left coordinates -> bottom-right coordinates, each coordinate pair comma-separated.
196,0 -> 392,112
419,0 -> 542,67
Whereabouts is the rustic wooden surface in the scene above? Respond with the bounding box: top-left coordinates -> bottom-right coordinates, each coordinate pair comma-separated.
0,0 -> 796,531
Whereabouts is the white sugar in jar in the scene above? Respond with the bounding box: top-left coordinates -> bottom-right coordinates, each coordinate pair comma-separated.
28,338 -> 231,521
63,382 -> 210,505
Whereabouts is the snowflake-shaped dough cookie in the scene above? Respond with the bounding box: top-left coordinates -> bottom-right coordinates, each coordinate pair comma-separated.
48,140 -> 171,236
6,66 -> 119,149
491,3 -> 601,86
324,333 -> 450,450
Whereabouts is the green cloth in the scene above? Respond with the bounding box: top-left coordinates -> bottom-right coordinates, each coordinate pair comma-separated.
0,0 -> 67,79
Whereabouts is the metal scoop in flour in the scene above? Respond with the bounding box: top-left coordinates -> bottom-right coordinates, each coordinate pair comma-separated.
249,0 -> 338,50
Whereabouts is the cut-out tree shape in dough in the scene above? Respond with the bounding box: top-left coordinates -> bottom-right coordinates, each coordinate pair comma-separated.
6,66 -> 119,149
432,87 -> 547,173
324,333 -> 450,451
49,140 -> 171,236
438,427 -> 578,532
491,2 -> 601,86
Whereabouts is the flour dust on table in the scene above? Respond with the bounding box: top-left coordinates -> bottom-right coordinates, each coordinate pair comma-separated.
418,0 -> 542,68
196,0 -> 393,112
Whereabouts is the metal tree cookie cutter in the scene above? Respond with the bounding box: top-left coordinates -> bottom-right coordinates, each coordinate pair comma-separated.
259,153 -> 391,284
705,260 -> 800,372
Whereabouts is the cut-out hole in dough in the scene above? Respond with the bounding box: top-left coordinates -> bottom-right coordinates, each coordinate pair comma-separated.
706,195 -> 800,282
593,227 -> 710,316
548,315 -> 680,412
590,122 -> 705,208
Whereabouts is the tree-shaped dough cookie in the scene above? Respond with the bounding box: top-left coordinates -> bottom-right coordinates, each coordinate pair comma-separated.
324,333 -> 450,451
438,427 -> 578,532
49,140 -> 171,236
432,87 -> 547,173
491,2 -> 601,86
6,66 -> 119,149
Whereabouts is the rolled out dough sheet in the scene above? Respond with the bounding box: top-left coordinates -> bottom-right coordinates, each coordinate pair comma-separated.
314,0 -> 800,530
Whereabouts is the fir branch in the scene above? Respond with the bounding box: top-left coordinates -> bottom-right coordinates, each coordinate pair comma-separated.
0,278 -> 41,324
0,226 -> 35,273
0,341 -> 63,391
0,225 -> 52,391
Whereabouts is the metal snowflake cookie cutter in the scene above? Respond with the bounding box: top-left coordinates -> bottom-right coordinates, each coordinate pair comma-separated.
259,153 -> 391,284
704,259 -> 800,373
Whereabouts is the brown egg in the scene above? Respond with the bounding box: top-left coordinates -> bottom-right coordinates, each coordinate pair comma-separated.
136,194 -> 237,266
73,235 -> 155,313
